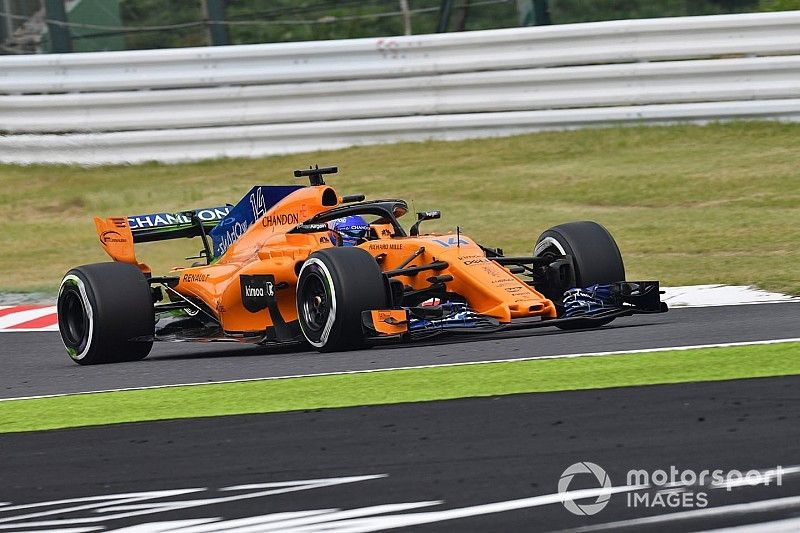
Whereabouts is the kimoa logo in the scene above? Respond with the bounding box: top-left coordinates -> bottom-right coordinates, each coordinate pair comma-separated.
245,286 -> 263,297
245,283 -> 274,297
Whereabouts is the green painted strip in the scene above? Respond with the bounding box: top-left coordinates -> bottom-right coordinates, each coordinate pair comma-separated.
1,342 -> 798,434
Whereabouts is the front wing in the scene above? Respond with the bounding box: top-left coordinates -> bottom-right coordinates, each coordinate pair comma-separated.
362,281 -> 668,343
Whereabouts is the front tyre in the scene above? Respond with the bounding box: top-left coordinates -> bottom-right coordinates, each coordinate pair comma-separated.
58,263 -> 154,365
535,221 -> 625,287
296,247 -> 388,352
534,221 -> 625,329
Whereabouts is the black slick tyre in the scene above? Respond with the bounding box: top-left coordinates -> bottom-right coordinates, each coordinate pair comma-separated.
296,247 -> 388,352
534,221 -> 625,329
57,262 -> 154,364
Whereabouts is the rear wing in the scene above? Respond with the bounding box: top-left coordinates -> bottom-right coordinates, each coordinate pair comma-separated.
128,207 -> 231,243
94,186 -> 305,269
94,206 -> 231,272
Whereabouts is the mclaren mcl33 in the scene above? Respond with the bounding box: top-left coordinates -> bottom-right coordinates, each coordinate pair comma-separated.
58,166 -> 667,364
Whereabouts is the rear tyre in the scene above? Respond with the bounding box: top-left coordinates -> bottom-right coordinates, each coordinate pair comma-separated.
58,263 -> 154,365
296,247 -> 388,352
534,221 -> 625,329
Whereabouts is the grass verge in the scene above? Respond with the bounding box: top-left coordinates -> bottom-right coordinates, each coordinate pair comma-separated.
1,342 -> 798,434
0,122 -> 798,294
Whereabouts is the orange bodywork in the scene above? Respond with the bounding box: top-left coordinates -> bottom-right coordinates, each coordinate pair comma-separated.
95,184 -> 556,336
364,236 -> 556,322
368,310 -> 409,335
94,216 -> 151,275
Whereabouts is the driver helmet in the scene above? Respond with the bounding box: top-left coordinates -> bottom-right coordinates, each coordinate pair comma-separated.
327,215 -> 369,246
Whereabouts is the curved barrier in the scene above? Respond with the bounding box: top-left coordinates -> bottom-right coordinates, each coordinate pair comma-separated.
1,11 -> 799,164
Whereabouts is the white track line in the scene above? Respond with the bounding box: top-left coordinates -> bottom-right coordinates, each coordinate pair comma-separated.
0,337 -> 798,403
566,495 -> 800,532
703,516 -> 800,532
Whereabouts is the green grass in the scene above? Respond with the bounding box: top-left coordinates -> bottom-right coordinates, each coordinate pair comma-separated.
1,122 -> 798,294
1,342 -> 798,433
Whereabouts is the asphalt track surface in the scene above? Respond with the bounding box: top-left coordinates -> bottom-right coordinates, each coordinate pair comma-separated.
1,302 -> 799,399
2,375 -> 800,531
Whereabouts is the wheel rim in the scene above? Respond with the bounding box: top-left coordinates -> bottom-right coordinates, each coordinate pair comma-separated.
297,258 -> 338,348
300,272 -> 330,334
63,291 -> 87,344
58,275 -> 95,360
534,236 -> 566,258
58,286 -> 89,358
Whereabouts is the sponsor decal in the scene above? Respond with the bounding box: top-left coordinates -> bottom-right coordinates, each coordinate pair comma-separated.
294,222 -> 328,233
100,230 -> 127,244
212,188 -> 266,256
128,207 -> 230,230
377,311 -> 403,322
491,278 -> 520,286
262,213 -> 300,227
241,274 -> 276,313
463,258 -> 489,266
481,265 -> 502,277
210,185 -> 304,257
369,243 -> 403,250
245,285 -> 271,297
215,220 -> 250,256
182,273 -> 210,283
328,217 -> 369,233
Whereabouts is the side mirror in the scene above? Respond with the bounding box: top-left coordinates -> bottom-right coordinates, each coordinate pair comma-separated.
410,210 -> 441,236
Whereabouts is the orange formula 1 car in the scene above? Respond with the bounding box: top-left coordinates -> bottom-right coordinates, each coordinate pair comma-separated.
57,166 -> 667,364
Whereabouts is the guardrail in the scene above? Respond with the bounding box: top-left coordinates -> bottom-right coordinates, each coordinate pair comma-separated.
1,11 -> 799,164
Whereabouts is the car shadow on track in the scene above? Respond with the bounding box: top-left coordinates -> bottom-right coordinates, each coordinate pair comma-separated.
148,342 -> 308,361
372,320 -> 664,351
147,319 -> 665,361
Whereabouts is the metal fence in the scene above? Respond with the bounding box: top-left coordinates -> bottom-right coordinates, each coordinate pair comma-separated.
1,11 -> 799,164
